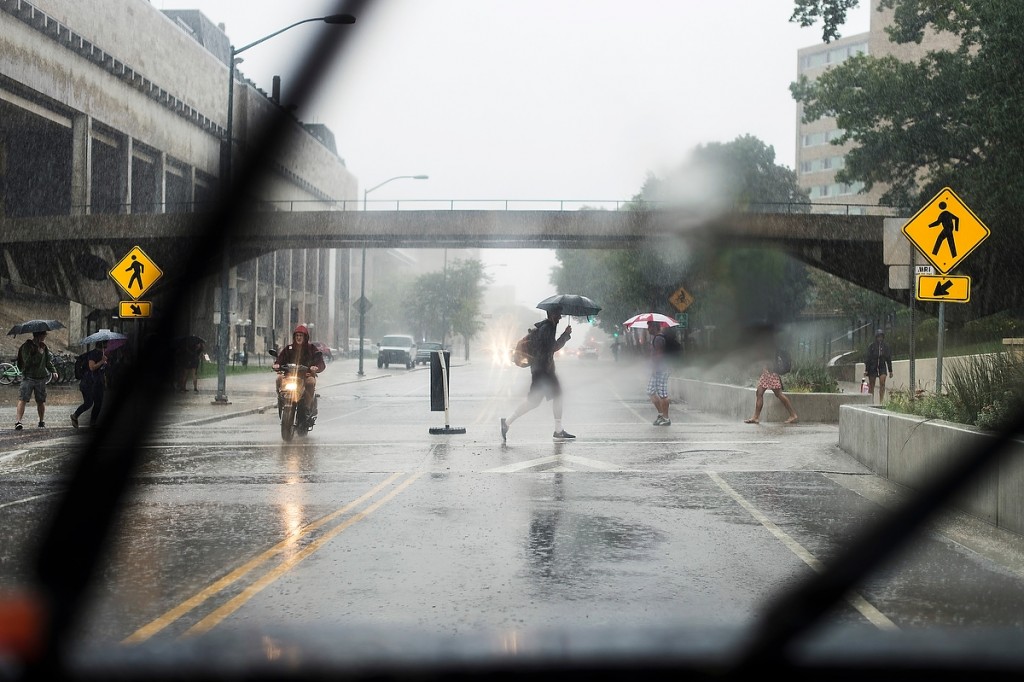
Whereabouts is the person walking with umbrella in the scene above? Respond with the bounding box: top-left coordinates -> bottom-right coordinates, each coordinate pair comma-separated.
71,341 -> 110,429
13,329 -> 59,430
501,304 -> 576,442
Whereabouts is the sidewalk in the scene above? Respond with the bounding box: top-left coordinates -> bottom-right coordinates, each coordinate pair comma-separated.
1,355 -> 467,431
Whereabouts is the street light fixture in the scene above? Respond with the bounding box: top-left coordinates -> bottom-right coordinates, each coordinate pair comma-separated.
356,175 -> 429,376
215,13 -> 356,404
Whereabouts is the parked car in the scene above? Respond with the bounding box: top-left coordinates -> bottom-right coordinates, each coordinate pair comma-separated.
377,334 -> 416,369
312,341 -> 332,363
415,341 -> 447,365
347,337 -> 375,359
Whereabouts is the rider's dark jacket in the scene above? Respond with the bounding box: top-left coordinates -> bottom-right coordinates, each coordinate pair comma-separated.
276,342 -> 326,373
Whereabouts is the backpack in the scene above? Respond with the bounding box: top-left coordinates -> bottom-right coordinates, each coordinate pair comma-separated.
512,327 -> 538,368
774,348 -> 793,375
653,332 -> 682,359
74,352 -> 89,381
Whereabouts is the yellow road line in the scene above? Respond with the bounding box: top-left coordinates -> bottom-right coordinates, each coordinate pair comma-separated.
707,471 -> 897,631
184,472 -> 423,636
122,472 -> 405,644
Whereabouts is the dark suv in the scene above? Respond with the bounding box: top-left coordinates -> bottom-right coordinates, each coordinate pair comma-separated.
377,334 -> 416,369
415,341 -> 446,365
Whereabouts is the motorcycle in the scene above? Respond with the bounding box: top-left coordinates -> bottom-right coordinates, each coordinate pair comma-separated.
269,350 -> 319,442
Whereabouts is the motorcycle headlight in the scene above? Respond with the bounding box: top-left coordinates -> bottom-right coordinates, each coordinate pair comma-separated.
284,380 -> 298,392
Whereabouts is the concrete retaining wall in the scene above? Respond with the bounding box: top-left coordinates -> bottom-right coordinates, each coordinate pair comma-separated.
671,378 -> 873,423
839,405 -> 1024,535
854,353 -> 998,394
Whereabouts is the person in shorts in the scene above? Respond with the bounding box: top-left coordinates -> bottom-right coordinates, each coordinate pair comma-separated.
14,330 -> 59,430
863,329 -> 894,404
744,339 -> 798,425
647,321 -> 671,426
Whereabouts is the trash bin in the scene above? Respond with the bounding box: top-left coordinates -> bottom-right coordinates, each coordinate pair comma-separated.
429,350 -> 451,412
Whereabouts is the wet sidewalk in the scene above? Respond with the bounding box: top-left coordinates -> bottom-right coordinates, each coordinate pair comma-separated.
1,357 -> 410,432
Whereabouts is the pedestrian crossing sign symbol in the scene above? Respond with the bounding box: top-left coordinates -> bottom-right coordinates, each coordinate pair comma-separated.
916,275 -> 971,303
110,246 -> 163,299
902,187 -> 990,274
119,301 -> 153,318
669,285 -> 694,313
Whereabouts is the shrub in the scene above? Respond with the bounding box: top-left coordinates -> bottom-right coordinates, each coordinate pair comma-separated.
885,351 -> 1024,430
786,362 -> 839,393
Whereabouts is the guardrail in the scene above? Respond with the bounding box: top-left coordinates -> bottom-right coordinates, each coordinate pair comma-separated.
65,199 -> 907,216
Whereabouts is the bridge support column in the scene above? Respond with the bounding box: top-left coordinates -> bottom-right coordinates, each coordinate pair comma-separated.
71,115 -> 92,215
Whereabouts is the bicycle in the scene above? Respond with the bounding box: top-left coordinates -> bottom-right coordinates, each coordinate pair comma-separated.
0,361 -> 23,385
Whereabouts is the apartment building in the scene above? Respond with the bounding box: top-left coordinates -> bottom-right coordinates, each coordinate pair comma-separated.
795,7 -> 959,214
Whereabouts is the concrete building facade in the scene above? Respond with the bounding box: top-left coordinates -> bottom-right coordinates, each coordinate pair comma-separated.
0,0 -> 359,355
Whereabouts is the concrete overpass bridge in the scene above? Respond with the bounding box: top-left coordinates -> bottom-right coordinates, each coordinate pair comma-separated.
2,203 -> 901,311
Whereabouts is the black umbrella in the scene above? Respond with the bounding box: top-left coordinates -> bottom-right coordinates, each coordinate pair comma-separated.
7,319 -> 65,336
536,294 -> 602,317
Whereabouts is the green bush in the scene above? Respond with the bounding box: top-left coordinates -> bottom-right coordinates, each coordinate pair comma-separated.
885,351 -> 1024,430
786,363 -> 839,393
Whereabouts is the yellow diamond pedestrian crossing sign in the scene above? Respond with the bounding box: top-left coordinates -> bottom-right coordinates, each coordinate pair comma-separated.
110,246 -> 163,300
902,187 -> 990,274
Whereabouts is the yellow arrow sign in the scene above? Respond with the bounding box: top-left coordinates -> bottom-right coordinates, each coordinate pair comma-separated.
119,301 -> 153,318
669,285 -> 694,313
902,187 -> 990,274
916,275 -> 971,303
110,246 -> 163,300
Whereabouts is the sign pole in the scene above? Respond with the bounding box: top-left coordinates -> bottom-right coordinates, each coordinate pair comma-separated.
908,250 -> 915,397
936,302 -> 945,394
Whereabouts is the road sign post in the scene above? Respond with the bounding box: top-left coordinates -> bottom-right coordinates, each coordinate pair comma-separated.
902,188 -> 989,395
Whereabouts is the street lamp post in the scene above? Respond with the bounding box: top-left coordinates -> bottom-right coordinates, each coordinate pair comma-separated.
215,14 -> 355,404
356,174 -> 428,376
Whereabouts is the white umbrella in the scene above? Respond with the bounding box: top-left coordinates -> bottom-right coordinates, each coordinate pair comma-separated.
623,313 -> 679,329
78,329 -> 127,346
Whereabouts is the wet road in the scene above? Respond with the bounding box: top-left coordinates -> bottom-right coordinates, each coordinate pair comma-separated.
4,356 -> 1024,653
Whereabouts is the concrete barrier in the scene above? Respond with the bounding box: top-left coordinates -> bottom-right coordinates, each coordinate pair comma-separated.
671,378 -> 873,423
839,404 -> 1024,536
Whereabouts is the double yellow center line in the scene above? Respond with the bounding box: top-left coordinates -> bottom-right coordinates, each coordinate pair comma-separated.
123,471 -> 421,644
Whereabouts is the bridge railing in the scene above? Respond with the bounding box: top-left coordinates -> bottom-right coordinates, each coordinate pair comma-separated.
66,199 -> 906,216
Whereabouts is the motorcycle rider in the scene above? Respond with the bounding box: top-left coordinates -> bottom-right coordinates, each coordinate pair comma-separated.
272,324 -> 326,421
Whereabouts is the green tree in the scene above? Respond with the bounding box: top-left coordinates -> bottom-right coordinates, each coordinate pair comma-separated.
409,258 -> 491,358
790,0 -> 1024,314
552,135 -> 811,344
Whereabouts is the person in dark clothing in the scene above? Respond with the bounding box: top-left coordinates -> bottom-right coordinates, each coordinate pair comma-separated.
273,325 -> 326,415
864,329 -> 894,404
71,341 -> 109,429
501,306 -> 574,442
14,331 -> 59,430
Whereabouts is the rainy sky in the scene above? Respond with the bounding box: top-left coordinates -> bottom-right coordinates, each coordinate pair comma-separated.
155,0 -> 870,305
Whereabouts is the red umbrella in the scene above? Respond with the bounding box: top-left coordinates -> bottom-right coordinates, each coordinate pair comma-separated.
623,313 -> 679,329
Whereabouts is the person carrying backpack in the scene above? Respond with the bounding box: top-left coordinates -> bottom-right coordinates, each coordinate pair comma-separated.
500,305 -> 574,442
647,321 -> 673,426
70,340 -> 109,429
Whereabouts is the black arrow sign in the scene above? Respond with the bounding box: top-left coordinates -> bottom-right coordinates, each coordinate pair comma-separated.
932,280 -> 953,297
